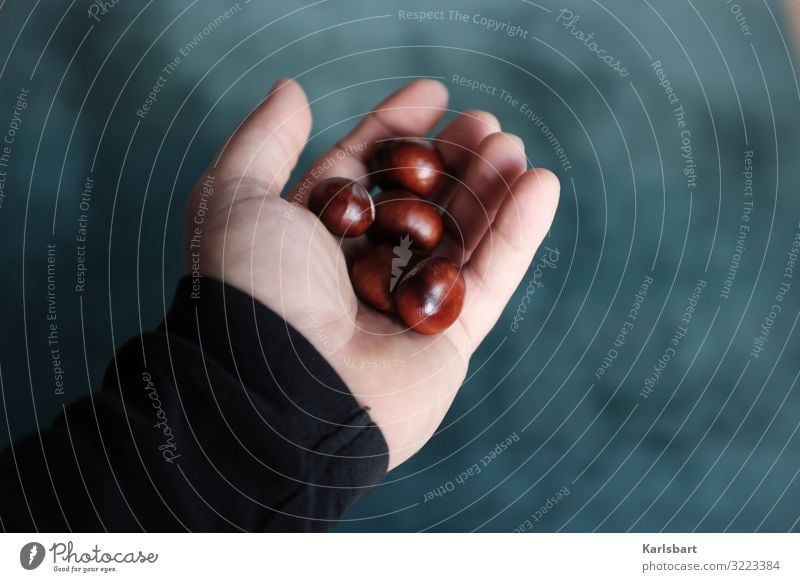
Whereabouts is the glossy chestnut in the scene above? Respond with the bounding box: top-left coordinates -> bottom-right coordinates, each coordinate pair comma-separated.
394,256 -> 466,335
349,243 -> 427,313
370,190 -> 443,252
308,177 -> 374,237
371,139 -> 444,197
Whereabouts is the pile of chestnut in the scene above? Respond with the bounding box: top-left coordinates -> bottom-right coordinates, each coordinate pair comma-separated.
308,138 -> 465,335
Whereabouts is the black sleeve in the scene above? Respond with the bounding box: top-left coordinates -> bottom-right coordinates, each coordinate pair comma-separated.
0,276 -> 389,532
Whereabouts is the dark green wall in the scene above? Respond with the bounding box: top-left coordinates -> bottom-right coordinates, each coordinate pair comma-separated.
0,0 -> 798,531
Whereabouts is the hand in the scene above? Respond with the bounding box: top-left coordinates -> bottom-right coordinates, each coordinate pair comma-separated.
187,78 -> 559,470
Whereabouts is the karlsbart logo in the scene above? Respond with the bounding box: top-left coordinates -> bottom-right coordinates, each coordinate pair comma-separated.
20,542 -> 45,570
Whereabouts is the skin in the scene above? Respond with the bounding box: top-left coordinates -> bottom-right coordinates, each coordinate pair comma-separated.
186,78 -> 560,471
786,0 -> 800,62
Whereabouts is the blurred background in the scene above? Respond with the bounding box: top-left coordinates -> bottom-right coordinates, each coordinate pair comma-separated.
0,0 -> 798,532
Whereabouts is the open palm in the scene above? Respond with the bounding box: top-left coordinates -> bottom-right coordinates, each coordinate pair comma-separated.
188,79 -> 559,470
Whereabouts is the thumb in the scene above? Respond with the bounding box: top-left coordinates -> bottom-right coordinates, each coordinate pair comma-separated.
184,78 -> 311,273
195,78 -> 312,201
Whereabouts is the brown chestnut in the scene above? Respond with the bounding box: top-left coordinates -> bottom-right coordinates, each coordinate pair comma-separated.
394,256 -> 466,335
349,243 -> 426,312
370,190 -> 443,252
371,139 -> 445,197
308,177 -> 374,237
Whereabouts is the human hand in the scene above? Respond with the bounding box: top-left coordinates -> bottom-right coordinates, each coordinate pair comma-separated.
186,78 -> 559,470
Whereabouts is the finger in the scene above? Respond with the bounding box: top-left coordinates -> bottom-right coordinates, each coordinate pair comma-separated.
428,109 -> 501,207
436,132 -> 528,263
199,78 -> 312,198
458,168 -> 560,347
288,79 -> 449,206
434,110 -> 501,177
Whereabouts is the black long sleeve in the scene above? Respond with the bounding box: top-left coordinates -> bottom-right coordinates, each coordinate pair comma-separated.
0,276 -> 389,531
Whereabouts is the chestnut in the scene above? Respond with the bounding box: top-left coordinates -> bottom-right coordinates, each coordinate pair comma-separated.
308,177 -> 374,237
371,190 -> 443,252
349,243 -> 426,313
371,139 -> 445,197
394,256 -> 466,335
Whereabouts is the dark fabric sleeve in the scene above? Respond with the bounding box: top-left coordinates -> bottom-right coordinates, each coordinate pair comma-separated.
0,276 -> 389,532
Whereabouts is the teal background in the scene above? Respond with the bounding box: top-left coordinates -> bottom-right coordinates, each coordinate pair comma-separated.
0,0 -> 798,531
